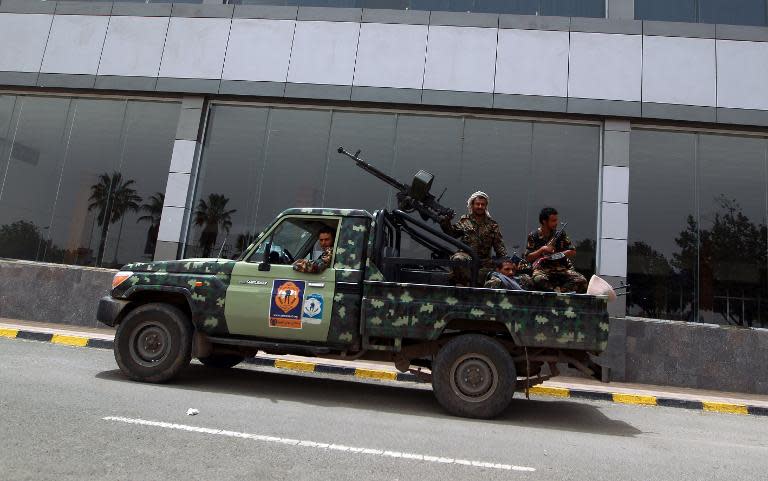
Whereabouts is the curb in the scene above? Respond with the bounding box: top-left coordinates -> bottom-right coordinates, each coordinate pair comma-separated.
2,327 -> 766,417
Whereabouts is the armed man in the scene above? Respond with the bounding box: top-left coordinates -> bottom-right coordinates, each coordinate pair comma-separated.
439,191 -> 507,286
292,226 -> 334,274
525,207 -> 587,293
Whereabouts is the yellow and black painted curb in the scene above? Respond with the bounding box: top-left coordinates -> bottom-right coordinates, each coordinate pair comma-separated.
2,326 -> 767,417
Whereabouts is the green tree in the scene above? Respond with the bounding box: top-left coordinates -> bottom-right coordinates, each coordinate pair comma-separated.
0,220 -> 65,261
194,193 -> 236,257
137,192 -> 164,257
88,172 -> 142,266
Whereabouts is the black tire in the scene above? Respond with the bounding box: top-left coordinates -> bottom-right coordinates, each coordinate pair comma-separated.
432,334 -> 516,419
198,354 -> 244,369
114,302 -> 193,383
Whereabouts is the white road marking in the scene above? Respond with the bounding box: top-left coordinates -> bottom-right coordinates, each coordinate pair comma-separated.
103,416 -> 535,472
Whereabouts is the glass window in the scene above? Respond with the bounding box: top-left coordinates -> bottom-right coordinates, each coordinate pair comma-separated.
474,0 -> 539,14
324,111 -> 397,213
628,130 -> 699,322
529,122 -> 600,277
635,0 -> 697,23
187,105 -> 269,259
0,97 -> 73,263
102,101 -> 181,266
0,95 -> 179,268
45,99 -> 128,267
459,118 -> 533,256
699,0 -> 767,26
392,114 -> 464,257
697,134 -> 767,327
540,0 -> 605,18
254,108 -> 333,233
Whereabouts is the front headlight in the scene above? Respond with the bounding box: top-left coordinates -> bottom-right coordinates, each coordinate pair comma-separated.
112,271 -> 134,289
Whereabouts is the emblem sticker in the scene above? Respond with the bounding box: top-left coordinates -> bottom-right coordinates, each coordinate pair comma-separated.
269,280 -> 305,329
302,294 -> 324,325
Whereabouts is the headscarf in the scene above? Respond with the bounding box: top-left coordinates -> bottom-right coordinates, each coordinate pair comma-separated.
467,191 -> 491,217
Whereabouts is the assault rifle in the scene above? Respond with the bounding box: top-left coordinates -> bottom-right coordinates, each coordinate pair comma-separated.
338,146 -> 455,223
532,222 -> 568,270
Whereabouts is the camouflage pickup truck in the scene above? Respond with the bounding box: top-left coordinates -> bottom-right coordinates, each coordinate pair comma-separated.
97,207 -> 610,419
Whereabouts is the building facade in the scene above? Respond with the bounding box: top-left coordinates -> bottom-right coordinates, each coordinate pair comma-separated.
0,0 -> 767,329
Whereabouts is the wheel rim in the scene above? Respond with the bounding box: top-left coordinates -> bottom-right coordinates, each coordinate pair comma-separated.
128,321 -> 172,368
449,353 -> 499,403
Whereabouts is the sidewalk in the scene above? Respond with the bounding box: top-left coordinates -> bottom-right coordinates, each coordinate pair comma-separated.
2,318 -> 767,416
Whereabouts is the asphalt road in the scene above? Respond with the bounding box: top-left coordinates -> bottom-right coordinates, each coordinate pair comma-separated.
1,338 -> 766,481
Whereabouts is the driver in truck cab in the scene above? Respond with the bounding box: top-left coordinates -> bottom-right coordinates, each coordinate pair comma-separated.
292,225 -> 335,274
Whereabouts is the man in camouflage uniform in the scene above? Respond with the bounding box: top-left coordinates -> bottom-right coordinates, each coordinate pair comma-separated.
439,191 -> 507,286
525,207 -> 587,293
292,226 -> 335,274
484,257 -> 534,290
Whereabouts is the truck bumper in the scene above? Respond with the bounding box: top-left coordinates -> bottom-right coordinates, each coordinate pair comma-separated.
96,296 -> 131,327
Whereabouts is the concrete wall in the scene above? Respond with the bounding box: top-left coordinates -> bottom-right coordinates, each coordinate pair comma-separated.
0,259 -> 114,329
605,317 -> 768,395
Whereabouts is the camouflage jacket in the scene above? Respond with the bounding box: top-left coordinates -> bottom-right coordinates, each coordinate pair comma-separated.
292,246 -> 333,274
439,215 -> 507,262
525,228 -> 575,271
484,272 -> 522,290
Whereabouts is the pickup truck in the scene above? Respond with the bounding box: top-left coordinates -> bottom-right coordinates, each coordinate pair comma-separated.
97,207 -> 610,419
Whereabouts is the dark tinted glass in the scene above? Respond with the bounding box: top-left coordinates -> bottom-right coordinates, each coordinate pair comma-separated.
102,101 -> 180,267
393,114 -> 463,257
699,0 -> 767,26
697,134 -> 767,327
255,108 -> 333,233
635,0 -> 697,23
0,96 -> 179,267
528,122 -> 599,276
459,118 -> 532,255
187,105 -> 269,259
540,0 -> 605,18
45,99 -> 128,267
628,130 -> 697,321
324,111 -> 397,213
0,97 -> 73,263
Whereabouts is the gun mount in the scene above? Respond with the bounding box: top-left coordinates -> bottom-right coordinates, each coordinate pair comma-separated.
338,146 -> 454,223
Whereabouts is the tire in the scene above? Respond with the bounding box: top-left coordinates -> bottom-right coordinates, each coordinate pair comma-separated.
198,354 -> 244,369
432,334 -> 516,419
114,302 -> 193,383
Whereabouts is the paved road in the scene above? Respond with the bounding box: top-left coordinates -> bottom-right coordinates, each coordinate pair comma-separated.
1,338 -> 766,481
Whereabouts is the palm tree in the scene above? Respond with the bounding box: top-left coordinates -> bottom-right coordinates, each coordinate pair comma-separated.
137,192 -> 165,257
88,172 -> 141,266
194,193 -> 236,257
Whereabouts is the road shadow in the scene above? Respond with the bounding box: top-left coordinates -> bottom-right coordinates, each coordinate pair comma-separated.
97,364 -> 642,438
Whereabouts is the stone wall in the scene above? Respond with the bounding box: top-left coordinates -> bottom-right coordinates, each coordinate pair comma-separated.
0,259 -> 115,329
605,317 -> 768,395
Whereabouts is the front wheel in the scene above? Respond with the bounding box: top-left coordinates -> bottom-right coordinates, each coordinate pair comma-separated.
432,334 -> 516,419
114,302 -> 193,383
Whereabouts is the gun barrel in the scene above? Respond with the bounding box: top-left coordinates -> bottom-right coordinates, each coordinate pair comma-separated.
338,146 -> 408,191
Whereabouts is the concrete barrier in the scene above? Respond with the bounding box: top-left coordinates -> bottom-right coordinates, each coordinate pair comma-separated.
1,259 -> 766,395
0,259 -> 115,329
605,317 -> 768,395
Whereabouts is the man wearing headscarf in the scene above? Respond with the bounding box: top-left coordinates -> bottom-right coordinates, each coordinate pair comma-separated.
439,191 -> 507,286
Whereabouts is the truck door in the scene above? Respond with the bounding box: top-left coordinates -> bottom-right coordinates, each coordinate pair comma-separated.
224,216 -> 339,341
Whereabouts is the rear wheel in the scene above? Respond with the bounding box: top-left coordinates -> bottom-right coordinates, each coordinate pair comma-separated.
198,354 -> 244,369
114,303 -> 192,383
432,334 -> 516,419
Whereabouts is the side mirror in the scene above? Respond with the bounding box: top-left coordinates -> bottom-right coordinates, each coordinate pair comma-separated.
258,241 -> 272,271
